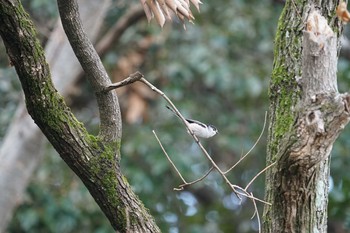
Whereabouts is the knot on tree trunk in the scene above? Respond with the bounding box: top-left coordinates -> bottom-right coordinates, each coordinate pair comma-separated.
288,93 -> 350,168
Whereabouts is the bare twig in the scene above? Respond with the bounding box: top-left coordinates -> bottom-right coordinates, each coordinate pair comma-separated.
231,185 -> 271,205
153,130 -> 214,191
224,111 -> 268,174
105,72 -> 199,139
107,72 -> 271,207
245,161 -> 276,191
108,74 -> 237,193
106,71 -> 273,231
152,130 -> 187,184
176,166 -> 214,191
250,192 -> 261,233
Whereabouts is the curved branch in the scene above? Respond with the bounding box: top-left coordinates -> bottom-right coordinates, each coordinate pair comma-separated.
57,0 -> 121,142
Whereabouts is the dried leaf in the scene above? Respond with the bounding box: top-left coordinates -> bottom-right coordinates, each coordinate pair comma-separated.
190,0 -> 202,12
165,0 -> 178,15
175,0 -> 193,19
140,0 -> 153,22
148,0 -> 166,27
140,0 -> 201,28
158,0 -> 172,20
337,1 -> 350,24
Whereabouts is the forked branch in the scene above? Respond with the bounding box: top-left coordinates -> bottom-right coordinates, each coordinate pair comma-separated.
57,0 -> 121,142
106,72 -> 275,209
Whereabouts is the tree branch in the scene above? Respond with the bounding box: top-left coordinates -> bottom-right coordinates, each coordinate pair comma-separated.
107,73 -> 274,225
152,130 -> 214,190
104,71 -> 144,92
57,0 -> 121,142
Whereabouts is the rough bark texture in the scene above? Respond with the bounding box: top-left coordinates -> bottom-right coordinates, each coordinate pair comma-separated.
57,0 -> 121,142
263,1 -> 350,233
0,1 -> 110,230
0,1 -> 160,232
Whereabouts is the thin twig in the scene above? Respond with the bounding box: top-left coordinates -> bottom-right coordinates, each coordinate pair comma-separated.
175,166 -> 214,191
232,185 -> 271,205
153,130 -> 187,184
245,161 -> 276,191
193,140 -> 241,199
153,129 -> 214,191
138,77 -> 242,197
224,111 -> 268,174
152,130 -> 214,191
109,73 -> 273,233
109,72 -> 271,206
140,78 -> 196,139
250,192 -> 261,233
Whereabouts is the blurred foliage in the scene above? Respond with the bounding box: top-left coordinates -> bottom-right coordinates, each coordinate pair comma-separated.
7,146 -> 113,233
0,68 -> 21,140
1,0 -> 350,232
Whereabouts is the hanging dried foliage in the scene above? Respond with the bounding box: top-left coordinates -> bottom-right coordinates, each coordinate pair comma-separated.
140,0 -> 202,28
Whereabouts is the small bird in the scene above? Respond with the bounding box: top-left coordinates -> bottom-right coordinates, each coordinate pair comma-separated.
166,105 -> 218,138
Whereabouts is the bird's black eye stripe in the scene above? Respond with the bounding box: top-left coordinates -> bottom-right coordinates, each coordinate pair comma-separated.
209,125 -> 218,131
186,119 -> 207,128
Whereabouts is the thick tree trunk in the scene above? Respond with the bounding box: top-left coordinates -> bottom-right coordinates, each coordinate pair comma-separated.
263,1 -> 350,233
0,1 -> 160,232
0,1 -> 110,230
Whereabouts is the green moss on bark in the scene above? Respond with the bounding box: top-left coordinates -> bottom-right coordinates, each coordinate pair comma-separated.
87,135 -> 121,206
267,2 -> 302,161
264,1 -> 342,232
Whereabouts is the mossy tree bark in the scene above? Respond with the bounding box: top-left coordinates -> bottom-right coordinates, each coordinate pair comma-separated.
0,1 -> 112,230
264,1 -> 350,233
0,0 -> 160,232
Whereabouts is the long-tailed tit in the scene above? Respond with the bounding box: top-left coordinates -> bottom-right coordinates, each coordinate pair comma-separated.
166,106 -> 218,138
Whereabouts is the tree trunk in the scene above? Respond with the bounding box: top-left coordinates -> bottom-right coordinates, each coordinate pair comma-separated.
263,1 -> 350,232
0,1 -> 160,232
0,1 -> 110,230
